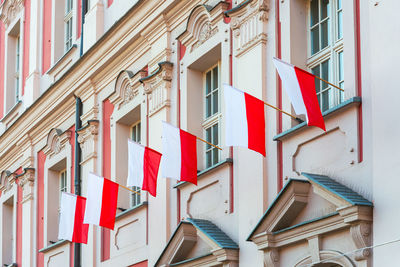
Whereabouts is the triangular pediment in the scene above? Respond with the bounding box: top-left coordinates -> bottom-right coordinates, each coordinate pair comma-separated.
248,173 -> 373,241
156,218 -> 239,267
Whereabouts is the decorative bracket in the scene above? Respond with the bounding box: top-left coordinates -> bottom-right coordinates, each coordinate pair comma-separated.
350,222 -> 372,261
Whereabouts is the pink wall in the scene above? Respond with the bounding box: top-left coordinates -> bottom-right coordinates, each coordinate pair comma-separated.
101,99 -> 114,261
15,168 -> 23,267
0,22 -> 4,119
108,0 -> 114,7
37,151 -> 46,267
129,260 -> 148,267
42,0 -> 51,74
22,0 -> 31,95
77,0 -> 81,39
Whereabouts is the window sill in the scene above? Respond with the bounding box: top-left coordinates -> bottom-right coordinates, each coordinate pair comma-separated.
273,97 -> 361,141
0,100 -> 22,124
173,158 -> 233,189
115,201 -> 148,221
38,239 -> 69,254
46,44 -> 78,78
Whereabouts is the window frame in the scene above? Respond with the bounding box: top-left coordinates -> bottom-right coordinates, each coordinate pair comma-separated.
64,0 -> 73,52
307,0 -> 344,112
202,63 -> 221,169
130,121 -> 142,208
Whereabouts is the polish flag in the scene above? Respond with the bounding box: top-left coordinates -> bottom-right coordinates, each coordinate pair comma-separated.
58,192 -> 89,244
127,140 -> 162,197
273,57 -> 326,131
224,84 -> 266,156
161,122 -> 197,185
83,173 -> 119,230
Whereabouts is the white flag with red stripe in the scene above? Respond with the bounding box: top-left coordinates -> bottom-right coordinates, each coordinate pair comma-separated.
83,173 -> 119,230
161,122 -> 197,185
58,192 -> 89,244
273,57 -> 326,131
127,140 -> 162,197
224,84 -> 266,156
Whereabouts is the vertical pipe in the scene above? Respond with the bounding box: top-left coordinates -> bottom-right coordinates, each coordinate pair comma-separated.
74,96 -> 82,267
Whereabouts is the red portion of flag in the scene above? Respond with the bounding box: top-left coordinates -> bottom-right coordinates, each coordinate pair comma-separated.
179,129 -> 197,185
72,196 -> 89,244
244,93 -> 266,156
99,179 -> 119,230
294,67 -> 326,131
143,147 -> 162,197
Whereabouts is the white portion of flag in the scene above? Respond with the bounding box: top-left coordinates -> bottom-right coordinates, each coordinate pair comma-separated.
58,192 -> 77,241
127,140 -> 145,187
83,173 -> 104,225
272,57 -> 308,120
161,121 -> 181,180
224,84 -> 248,148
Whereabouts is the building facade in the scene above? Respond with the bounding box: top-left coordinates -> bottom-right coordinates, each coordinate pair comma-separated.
0,0 -> 398,266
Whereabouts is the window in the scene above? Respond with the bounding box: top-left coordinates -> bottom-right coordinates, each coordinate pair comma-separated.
5,21 -> 21,112
203,65 -> 220,168
130,122 -> 141,207
308,0 -> 343,112
15,35 -> 20,102
59,170 -> 67,195
64,0 -> 73,51
2,196 -> 14,265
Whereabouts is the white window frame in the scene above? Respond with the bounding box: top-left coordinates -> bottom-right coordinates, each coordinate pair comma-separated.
14,35 -> 20,102
64,0 -> 73,52
307,0 -> 344,112
202,63 -> 221,169
130,121 -> 142,208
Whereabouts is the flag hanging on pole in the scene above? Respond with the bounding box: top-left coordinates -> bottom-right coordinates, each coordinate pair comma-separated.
224,84 -> 266,156
273,57 -> 326,131
161,121 -> 197,185
127,140 -> 162,197
58,192 -> 89,244
83,173 -> 119,230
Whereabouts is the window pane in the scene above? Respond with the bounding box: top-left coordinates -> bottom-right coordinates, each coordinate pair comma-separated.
321,20 -> 329,49
206,71 -> 211,94
338,51 -> 344,82
132,127 -> 137,141
212,67 -> 218,90
212,124 -> 218,145
206,95 -> 211,118
311,26 -> 320,54
337,10 -> 343,39
320,0 -> 330,20
322,90 -> 330,112
206,128 -> 211,149
212,148 -> 218,165
321,60 -> 330,89
310,0 -> 319,26
206,151 -> 211,168
312,66 -> 320,93
212,91 -> 218,115
137,123 -> 141,143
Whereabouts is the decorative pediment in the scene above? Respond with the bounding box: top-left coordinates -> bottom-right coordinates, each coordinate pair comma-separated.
155,218 -> 239,267
110,70 -> 147,110
248,173 -> 373,265
0,170 -> 12,192
140,62 -> 173,117
178,2 -> 230,52
0,0 -> 24,27
225,0 -> 269,56
43,128 -> 72,157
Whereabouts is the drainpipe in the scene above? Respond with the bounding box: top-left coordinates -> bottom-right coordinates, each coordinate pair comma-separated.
74,96 -> 82,267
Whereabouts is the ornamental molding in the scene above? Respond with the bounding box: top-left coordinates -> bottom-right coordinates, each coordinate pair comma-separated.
178,2 -> 230,53
227,0 -> 269,57
263,248 -> 279,267
140,62 -> 173,117
110,70 -> 147,110
43,128 -> 72,157
17,168 -> 35,203
0,0 -> 24,27
0,170 -> 14,193
77,120 -> 99,163
350,222 -> 372,261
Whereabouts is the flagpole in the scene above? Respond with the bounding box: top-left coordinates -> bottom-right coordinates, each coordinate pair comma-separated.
196,137 -> 223,150
263,101 -> 304,123
119,184 -> 141,195
314,75 -> 344,92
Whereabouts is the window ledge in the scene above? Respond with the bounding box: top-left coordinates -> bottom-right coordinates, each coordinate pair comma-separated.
273,97 -> 361,141
116,201 -> 148,221
46,44 -> 78,77
173,158 -> 233,189
0,100 -> 22,129
39,239 -> 69,254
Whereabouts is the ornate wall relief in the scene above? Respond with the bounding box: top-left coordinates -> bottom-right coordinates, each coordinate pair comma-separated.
178,2 -> 230,52
0,170 -> 13,194
77,120 -> 99,163
0,0 -> 24,27
18,168 -> 35,203
227,0 -> 269,57
43,128 -> 72,158
110,70 -> 147,110
140,62 -> 173,117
